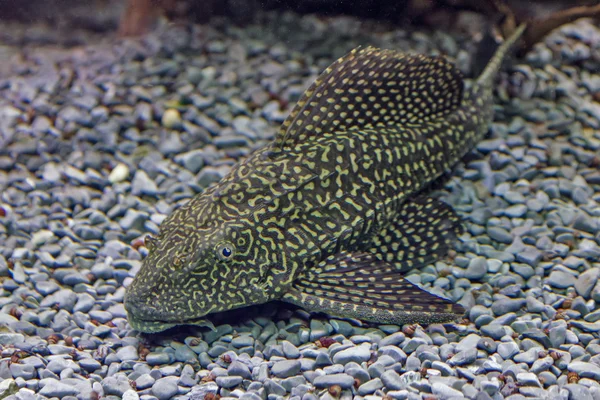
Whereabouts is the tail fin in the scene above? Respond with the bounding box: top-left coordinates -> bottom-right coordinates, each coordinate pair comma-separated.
476,24 -> 527,86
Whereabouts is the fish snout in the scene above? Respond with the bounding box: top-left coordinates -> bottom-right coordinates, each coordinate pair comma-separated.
124,287 -> 157,321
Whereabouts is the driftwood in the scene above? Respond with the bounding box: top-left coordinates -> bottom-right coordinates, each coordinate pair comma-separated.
118,0 -> 179,36
522,3 -> 600,51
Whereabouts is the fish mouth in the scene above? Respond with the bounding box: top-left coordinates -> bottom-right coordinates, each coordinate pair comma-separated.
124,289 -> 216,333
127,313 -> 216,333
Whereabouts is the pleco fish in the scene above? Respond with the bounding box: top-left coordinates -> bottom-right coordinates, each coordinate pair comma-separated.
125,25 -> 527,333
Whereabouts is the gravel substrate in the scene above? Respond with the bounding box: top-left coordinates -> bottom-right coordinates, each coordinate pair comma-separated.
1,10 -> 600,400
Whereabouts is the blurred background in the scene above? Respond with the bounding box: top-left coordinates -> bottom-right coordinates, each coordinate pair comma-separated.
0,0 -> 594,41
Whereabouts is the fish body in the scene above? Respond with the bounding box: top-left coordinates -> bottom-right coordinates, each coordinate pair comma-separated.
125,25 -> 526,333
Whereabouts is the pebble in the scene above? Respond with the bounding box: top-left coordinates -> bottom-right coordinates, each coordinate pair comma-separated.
488,226 -> 513,244
432,382 -> 463,398
547,270 -> 577,288
358,378 -> 384,395
463,257 -> 488,280
271,360 -> 301,378
491,298 -> 525,316
39,379 -> 78,397
161,109 -> 182,129
281,340 -> 300,359
568,361 -> 600,380
575,268 -> 600,298
516,372 -> 542,387
215,376 -> 243,389
448,349 -> 477,366
108,163 -> 130,183
131,170 -> 158,196
152,377 -> 179,400
146,352 -> 171,366
313,374 -> 355,389
332,344 -> 371,364
498,341 -> 520,360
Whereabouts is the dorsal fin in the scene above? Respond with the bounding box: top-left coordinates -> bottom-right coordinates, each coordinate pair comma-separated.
273,46 -> 465,152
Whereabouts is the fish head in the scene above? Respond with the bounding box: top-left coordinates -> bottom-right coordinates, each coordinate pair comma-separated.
124,193 -> 277,333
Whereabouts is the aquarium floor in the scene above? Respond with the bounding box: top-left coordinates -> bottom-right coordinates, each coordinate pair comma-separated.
1,10 -> 600,400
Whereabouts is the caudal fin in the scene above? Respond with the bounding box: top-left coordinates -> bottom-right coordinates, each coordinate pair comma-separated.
476,24 -> 527,87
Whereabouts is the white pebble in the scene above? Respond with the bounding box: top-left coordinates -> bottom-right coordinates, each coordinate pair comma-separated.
122,389 -> 140,400
31,229 -> 55,246
162,108 -> 181,128
108,163 -> 129,183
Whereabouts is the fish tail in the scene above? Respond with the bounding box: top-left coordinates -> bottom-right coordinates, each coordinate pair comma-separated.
476,23 -> 527,87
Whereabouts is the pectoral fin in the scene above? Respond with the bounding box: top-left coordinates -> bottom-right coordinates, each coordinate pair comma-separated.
370,196 -> 463,273
283,251 -> 464,325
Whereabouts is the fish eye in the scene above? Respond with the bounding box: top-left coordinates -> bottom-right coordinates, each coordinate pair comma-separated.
216,242 -> 236,261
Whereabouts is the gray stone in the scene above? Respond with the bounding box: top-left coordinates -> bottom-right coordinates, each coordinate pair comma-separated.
264,379 -> 286,396
564,384 -> 594,400
568,361 -> 600,380
431,382 -> 463,398
146,352 -> 171,366
271,360 -> 301,378
152,377 -> 179,400
313,373 -> 355,389
281,376 -> 307,392
131,170 -> 158,196
379,346 -> 406,363
488,226 -> 513,244
402,337 -> 427,353
463,257 -> 488,280
456,334 -> 481,353
187,382 -> 218,400
514,347 -> 542,364
448,348 -> 477,366
315,352 -> 333,367
386,370 -> 421,391
79,358 -> 101,372
119,209 -> 148,231
481,324 -> 506,340
504,204 -> 527,218
281,340 -> 300,359
358,378 -> 384,395
39,289 -> 78,312
228,360 -> 251,379
498,341 -> 520,360
309,319 -> 331,341
9,363 -> 36,380
39,379 -> 78,397
215,376 -> 243,388
531,356 -> 553,374
332,344 -> 371,364
117,345 -> 138,362
575,268 -> 600,299
547,270 -> 577,288
0,333 -> 25,346
491,298 -> 525,316
516,372 -> 542,387
102,374 -> 133,396
515,247 -> 542,267
379,332 -> 405,347
73,293 -> 95,313
231,335 -> 254,348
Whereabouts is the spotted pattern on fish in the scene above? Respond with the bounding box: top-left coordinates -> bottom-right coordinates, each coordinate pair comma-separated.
124,25 -> 527,333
